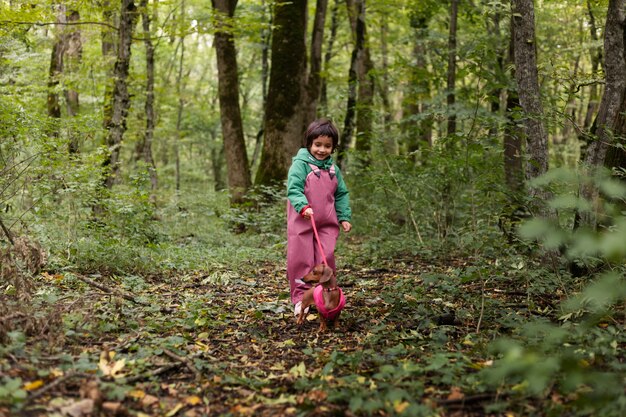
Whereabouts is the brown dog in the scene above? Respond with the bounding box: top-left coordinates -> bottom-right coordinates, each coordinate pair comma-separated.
297,264 -> 345,331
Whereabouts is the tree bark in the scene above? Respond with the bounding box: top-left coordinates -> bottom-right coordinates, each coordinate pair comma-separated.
353,0 -> 374,155
102,0 -> 137,189
255,0 -> 307,185
64,9 -> 82,153
212,0 -> 252,204
511,0 -> 549,203
301,0 -> 328,128
101,1 -> 117,132
577,0 -> 626,228
446,0 -> 458,138
250,0 -> 271,172
379,11 -> 395,154
504,22 -> 524,195
47,5 -> 66,124
137,0 -> 158,196
582,0 -> 603,132
320,0 -> 339,115
583,0 -> 626,168
339,0 -> 373,164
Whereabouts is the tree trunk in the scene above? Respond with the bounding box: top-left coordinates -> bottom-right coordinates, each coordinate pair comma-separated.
101,1 -> 117,132
582,0 -> 603,132
250,0 -> 271,172
504,23 -> 524,195
446,0 -> 458,138
255,0 -> 307,185
174,35 -> 185,194
339,0 -> 373,164
353,0 -> 374,155
320,0 -> 339,114
47,5 -> 66,124
301,0 -> 328,128
64,9 -> 82,153
137,0 -> 158,197
511,0 -> 549,203
212,0 -> 252,204
103,0 -> 137,189
583,0 -> 626,168
379,10 -> 395,154
578,0 -> 626,228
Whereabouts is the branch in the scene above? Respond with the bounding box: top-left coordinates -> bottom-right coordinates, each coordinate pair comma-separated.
74,274 -> 149,306
0,20 -> 119,31
27,372 -> 92,402
74,274 -> 174,313
163,349 -> 202,380
0,215 -> 14,245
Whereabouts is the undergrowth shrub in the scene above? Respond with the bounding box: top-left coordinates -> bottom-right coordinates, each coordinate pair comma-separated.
347,136 -> 508,263
481,167 -> 626,416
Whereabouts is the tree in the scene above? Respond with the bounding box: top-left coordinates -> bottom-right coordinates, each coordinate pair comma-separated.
47,4 -> 66,125
212,0 -> 252,204
446,0 -> 458,138
136,0 -> 158,197
102,0 -> 138,189
578,0 -> 626,227
301,0 -> 329,128
65,9 -> 82,154
339,0 -> 374,164
255,0 -> 307,185
511,0 -> 550,207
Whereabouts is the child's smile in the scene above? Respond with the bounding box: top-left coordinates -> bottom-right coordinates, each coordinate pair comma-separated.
309,135 -> 333,160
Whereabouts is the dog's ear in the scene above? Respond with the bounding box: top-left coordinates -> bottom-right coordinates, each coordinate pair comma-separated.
302,272 -> 320,283
319,266 -> 333,284
302,265 -> 323,283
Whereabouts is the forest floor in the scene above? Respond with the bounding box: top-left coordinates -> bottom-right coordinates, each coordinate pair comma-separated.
1,245 -> 567,417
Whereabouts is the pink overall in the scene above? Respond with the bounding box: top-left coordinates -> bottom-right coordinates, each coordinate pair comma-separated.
287,164 -> 339,305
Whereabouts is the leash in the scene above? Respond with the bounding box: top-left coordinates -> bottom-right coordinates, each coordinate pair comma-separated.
310,214 -> 328,266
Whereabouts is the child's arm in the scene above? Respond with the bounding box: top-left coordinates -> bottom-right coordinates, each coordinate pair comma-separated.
334,167 -> 352,227
287,161 -> 310,214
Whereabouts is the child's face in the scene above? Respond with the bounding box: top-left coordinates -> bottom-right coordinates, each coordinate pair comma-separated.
309,135 -> 333,160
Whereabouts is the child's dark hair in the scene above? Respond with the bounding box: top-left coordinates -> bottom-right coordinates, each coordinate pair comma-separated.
304,118 -> 339,151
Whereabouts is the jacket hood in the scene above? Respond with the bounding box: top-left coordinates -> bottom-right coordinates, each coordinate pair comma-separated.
293,147 -> 334,169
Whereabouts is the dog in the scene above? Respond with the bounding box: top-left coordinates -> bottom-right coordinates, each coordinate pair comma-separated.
296,264 -> 345,331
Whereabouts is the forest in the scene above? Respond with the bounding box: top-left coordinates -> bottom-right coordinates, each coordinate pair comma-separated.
1,0 -> 625,416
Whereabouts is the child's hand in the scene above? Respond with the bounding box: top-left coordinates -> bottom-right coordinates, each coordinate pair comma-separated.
341,221 -> 352,232
303,208 -> 314,219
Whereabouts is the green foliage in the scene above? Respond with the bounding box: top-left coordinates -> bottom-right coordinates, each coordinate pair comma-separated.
482,167 -> 626,416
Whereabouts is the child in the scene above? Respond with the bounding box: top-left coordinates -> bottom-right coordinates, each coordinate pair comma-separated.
286,118 -> 352,317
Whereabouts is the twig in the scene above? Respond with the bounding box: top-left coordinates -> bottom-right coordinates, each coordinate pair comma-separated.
163,349 -> 202,380
74,274 -> 149,306
0,215 -> 15,245
0,311 -> 25,322
27,372 -> 92,402
476,277 -> 487,334
125,352 -> 204,383
125,362 -> 183,383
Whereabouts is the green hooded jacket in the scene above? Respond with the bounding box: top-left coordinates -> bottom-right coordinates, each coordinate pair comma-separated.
287,148 -> 352,223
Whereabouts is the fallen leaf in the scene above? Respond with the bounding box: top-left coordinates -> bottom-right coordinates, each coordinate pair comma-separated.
141,395 -> 159,407
184,395 -> 202,406
394,401 -> 410,413
447,387 -> 464,401
102,401 -> 125,415
23,380 -> 44,391
60,399 -> 94,417
128,389 -> 146,400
